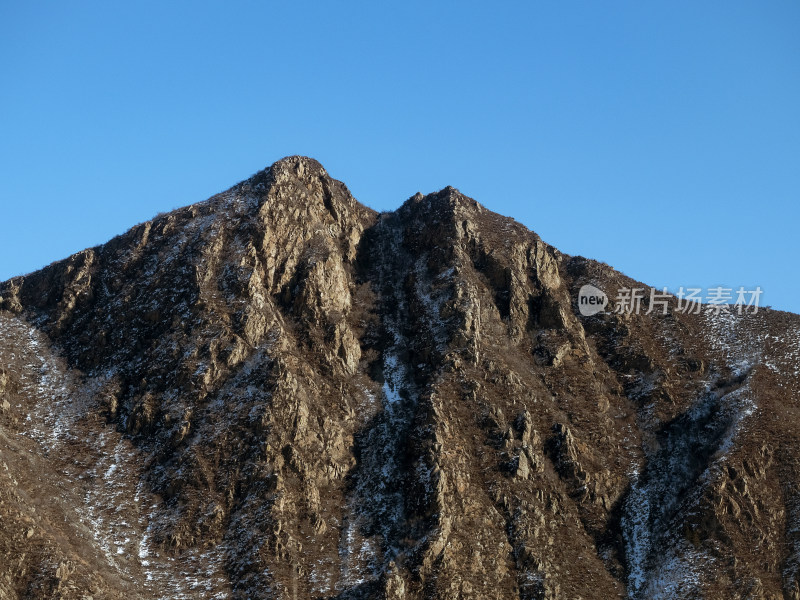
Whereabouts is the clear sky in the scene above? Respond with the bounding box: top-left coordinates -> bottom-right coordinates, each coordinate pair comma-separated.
1,2 -> 799,312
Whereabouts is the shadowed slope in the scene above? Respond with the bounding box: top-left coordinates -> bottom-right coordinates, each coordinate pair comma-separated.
1,157 -> 799,599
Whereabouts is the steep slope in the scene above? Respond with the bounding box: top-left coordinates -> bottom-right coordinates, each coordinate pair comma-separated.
1,156 -> 798,599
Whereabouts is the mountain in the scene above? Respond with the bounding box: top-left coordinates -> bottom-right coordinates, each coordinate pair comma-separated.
0,156 -> 799,600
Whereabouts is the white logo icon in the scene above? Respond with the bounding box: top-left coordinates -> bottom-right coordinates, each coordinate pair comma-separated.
577,284 -> 608,316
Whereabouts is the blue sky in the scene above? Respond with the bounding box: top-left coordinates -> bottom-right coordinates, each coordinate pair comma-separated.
2,2 -> 799,312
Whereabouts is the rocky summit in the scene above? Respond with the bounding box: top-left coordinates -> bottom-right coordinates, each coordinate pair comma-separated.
0,156 -> 799,600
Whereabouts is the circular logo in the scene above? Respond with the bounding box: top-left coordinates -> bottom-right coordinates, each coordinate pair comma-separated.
577,284 -> 608,316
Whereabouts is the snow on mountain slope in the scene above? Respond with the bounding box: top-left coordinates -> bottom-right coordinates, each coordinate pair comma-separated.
1,157 -> 798,599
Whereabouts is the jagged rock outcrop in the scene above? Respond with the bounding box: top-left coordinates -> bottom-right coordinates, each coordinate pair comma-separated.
0,156 -> 799,599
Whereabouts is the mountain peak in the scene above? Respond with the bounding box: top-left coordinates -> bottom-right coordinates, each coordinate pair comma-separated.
232,155 -> 331,197
268,155 -> 328,181
398,185 -> 486,221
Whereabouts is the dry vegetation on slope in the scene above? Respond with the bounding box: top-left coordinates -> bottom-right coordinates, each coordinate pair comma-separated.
1,157 -> 799,599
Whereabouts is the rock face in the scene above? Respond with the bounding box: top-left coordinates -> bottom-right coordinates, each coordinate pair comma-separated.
0,156 -> 798,599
